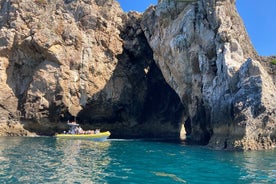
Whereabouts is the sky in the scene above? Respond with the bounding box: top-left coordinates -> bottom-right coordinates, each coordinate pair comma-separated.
117,0 -> 276,56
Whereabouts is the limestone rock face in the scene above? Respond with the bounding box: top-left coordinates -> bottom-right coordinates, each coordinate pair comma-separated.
0,0 -> 183,137
0,0 -> 275,150
1,0 -> 123,119
142,0 -> 276,150
260,56 -> 276,85
0,0 -> 125,134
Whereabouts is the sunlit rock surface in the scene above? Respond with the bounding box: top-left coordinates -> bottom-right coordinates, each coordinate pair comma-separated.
0,0 -> 183,138
141,0 -> 275,150
0,0 -> 275,150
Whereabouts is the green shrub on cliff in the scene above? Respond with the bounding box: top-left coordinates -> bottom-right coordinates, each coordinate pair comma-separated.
271,59 -> 276,65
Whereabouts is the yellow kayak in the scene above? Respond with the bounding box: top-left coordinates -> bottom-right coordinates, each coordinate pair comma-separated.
56,131 -> 111,141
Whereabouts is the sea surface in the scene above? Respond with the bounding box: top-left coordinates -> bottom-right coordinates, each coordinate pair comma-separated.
0,137 -> 276,184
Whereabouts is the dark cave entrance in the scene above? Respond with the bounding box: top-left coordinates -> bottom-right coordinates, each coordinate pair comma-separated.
75,54 -> 187,140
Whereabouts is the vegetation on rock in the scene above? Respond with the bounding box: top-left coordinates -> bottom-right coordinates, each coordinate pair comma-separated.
271,59 -> 276,65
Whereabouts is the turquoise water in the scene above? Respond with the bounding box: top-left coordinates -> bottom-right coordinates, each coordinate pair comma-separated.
1,137 -> 276,184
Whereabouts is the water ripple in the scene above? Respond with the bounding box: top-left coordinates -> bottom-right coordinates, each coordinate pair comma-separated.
1,138 -> 276,184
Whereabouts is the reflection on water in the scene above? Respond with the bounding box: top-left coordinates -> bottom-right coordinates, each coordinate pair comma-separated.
1,137 -> 276,184
0,137 -> 111,183
55,139 -> 111,183
235,150 -> 276,183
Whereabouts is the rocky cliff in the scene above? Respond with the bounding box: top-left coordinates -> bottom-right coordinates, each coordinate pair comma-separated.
0,0 -> 275,150
141,0 -> 276,150
0,0 -> 184,138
